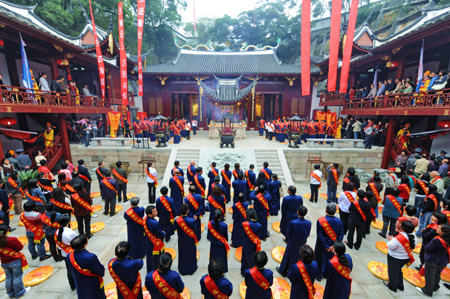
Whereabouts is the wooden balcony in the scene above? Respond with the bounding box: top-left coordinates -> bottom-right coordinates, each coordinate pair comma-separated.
319,93 -> 345,107
0,85 -> 113,114
341,89 -> 450,116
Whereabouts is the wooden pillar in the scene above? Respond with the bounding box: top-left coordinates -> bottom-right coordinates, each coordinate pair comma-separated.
0,136 -> 4,160
58,114 -> 72,161
102,113 -> 109,136
381,115 -> 397,168
4,41 -> 20,86
396,57 -> 406,80
49,58 -> 59,80
275,94 -> 279,118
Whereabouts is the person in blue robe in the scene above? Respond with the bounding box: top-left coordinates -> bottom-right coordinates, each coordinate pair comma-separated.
250,185 -> 272,240
209,185 -> 225,221
280,186 -> 303,239
156,187 -> 177,242
144,205 -> 166,273
241,209 -> 262,276
145,252 -> 184,299
232,163 -> 244,180
66,234 -> 106,299
244,251 -> 273,299
268,174 -> 282,216
193,167 -> 206,198
149,123 -> 156,142
277,205 -> 311,276
261,162 -> 273,185
109,241 -> 144,299
232,172 -> 247,203
287,244 -> 320,299
207,163 -> 219,197
323,242 -> 353,299
174,204 -> 198,275
314,204 -> 344,280
200,258 -> 233,299
245,165 -> 256,203
169,170 -> 185,216
186,163 -> 197,184
231,193 -> 249,248
123,197 -> 146,259
207,209 -> 229,272
170,161 -> 184,177
184,185 -> 204,241
221,163 -> 232,203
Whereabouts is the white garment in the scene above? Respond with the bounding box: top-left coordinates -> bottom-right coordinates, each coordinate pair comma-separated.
192,120 -> 197,127
56,227 -> 78,257
186,123 -> 191,131
146,167 -> 157,183
310,170 -> 322,185
39,77 -> 50,92
338,191 -> 356,213
387,232 -> 416,260
267,123 -> 274,133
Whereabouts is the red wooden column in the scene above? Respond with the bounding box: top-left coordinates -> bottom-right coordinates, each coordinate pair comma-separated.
396,57 -> 406,80
0,136 -> 4,160
58,114 -> 72,162
49,58 -> 59,80
381,115 -> 397,168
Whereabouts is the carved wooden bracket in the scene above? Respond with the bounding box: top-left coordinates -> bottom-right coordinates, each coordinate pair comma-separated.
192,76 -> 210,85
284,76 -> 299,86
156,76 -> 169,85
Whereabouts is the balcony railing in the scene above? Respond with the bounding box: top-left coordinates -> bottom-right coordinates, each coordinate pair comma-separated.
319,93 -> 345,105
0,85 -> 111,108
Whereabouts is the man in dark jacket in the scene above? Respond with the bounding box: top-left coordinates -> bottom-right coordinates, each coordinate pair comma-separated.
112,161 -> 128,203
95,161 -> 108,190
75,159 -> 92,196
342,167 -> 360,191
346,190 -> 372,250
100,170 -> 118,217
326,163 -> 340,203
50,76 -> 65,93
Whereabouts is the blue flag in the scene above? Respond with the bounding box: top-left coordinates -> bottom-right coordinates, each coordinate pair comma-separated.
19,32 -> 33,92
373,65 -> 378,93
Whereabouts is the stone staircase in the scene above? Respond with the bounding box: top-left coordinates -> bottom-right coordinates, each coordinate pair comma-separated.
173,149 -> 200,187
254,149 -> 287,187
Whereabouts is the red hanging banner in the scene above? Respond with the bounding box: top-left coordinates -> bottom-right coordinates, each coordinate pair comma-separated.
193,0 -> 197,30
301,0 -> 311,96
137,0 -> 145,96
118,2 -> 128,106
328,0 -> 342,92
88,0 -> 106,99
339,0 -> 359,94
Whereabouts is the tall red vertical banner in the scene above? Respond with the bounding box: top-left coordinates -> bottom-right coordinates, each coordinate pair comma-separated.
118,2 -> 128,105
328,0 -> 342,92
137,0 -> 145,96
301,0 -> 311,96
193,0 -> 197,30
88,0 -> 106,99
339,0 -> 359,94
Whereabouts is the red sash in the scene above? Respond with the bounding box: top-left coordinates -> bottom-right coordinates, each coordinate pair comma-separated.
208,221 -> 230,254
243,221 -> 261,251
343,191 -> 355,202
249,267 -> 270,291
431,176 -> 442,185
176,216 -> 198,245
221,170 -> 231,185
204,275 -> 228,299
343,177 -> 350,184
152,271 -> 181,299
261,169 -> 270,180
159,196 -> 174,223
329,255 -> 352,292
51,198 -> 73,211
310,172 -> 321,188
125,208 -> 145,225
38,181 -> 53,192
208,195 -> 224,214
75,166 -> 91,183
388,174 -> 396,186
145,168 -> 158,187
426,223 -> 439,230
0,247 -> 28,270
41,214 -> 61,229
25,188 -> 44,204
408,175 -> 417,185
235,202 -> 247,219
96,168 -> 105,179
318,217 -> 337,241
194,174 -> 205,198
143,217 -> 165,254
400,183 -> 411,198
332,169 -> 339,185
427,194 -> 438,211
256,193 -> 269,217
113,168 -> 128,184
102,178 -> 117,193
442,210 -> 450,224
20,213 -> 44,243
395,233 -> 415,266
188,166 -> 195,178
386,195 -> 402,216
7,177 -> 18,189
173,175 -> 184,196
186,194 -> 200,211
296,260 -> 315,299
211,168 -> 218,177
418,180 -> 429,195
108,259 -> 142,299
245,170 -> 254,191
369,183 -> 381,202
69,252 -> 104,288
353,200 -> 366,221
365,198 -> 377,221
65,183 -> 76,193
233,170 -> 240,180
71,193 -> 93,212
54,230 -> 73,254
436,236 -> 450,261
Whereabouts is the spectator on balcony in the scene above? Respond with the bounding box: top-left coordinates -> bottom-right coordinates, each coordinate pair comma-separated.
390,79 -> 403,94
385,78 -> 395,93
401,81 -> 414,94
2,158 -> 14,177
348,87 -> 356,100
38,73 -> 50,92
0,73 -> 7,91
416,71 -> 431,93
376,81 -> 385,96
368,84 -> 377,99
50,76 -> 65,93
431,71 -> 448,91
361,86 -> 369,98
427,72 -> 438,91
82,85 -> 91,96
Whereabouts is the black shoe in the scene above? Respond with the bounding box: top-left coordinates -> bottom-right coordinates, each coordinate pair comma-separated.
103,211 -> 108,215
9,228 -> 16,232
32,255 -> 38,260
378,232 -> 386,238
118,200 -> 122,203
70,285 -> 76,291
444,283 -> 450,291
88,234 -> 94,239
165,237 -> 171,242
124,199 -> 129,203
39,254 -> 52,261
110,212 -> 117,217
309,199 -> 313,203
415,265 -> 422,271
276,267 -> 286,277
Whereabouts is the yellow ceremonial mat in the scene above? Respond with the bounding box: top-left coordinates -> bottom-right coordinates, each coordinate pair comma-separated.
9,214 -> 14,220
441,267 -> 450,282
375,241 -> 388,255
18,221 -> 24,226
142,286 -> 190,299
378,206 -> 383,214
314,283 -> 325,298
402,268 -> 425,288
45,242 -> 50,252
23,265 -> 53,286
228,207 -> 233,214
303,193 -> 311,199
127,193 -> 136,198
115,205 -> 123,213
336,206 -> 340,213
18,236 -> 28,246
371,220 -> 383,230
201,223 -> 205,233
367,261 -> 389,281
166,247 -> 177,260
90,192 -> 101,198
235,247 -> 242,262
271,246 -> 285,263
70,220 -> 78,230
91,222 -> 105,233
105,282 -> 117,299
197,250 -> 199,260
413,243 -> 421,254
229,223 -> 233,233
92,205 -> 102,213
239,277 -> 291,299
319,193 -> 328,200
0,267 -> 4,282
248,205 -> 254,209
272,222 -> 281,233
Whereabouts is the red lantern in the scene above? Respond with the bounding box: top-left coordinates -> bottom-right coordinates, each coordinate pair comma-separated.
438,119 -> 450,129
386,61 -> 399,68
0,39 -> 4,47
56,59 -> 64,66
0,117 -> 17,128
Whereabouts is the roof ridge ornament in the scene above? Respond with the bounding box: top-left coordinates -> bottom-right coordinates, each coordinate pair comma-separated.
239,38 -> 280,51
